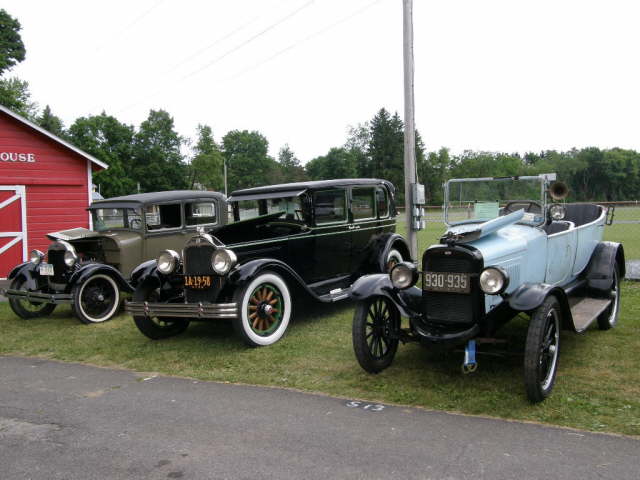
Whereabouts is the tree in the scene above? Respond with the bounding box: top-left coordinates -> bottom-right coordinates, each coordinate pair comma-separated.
68,112 -> 136,198
306,147 -> 358,180
132,109 -> 188,192
345,122 -> 370,177
188,124 -> 224,191
0,9 -> 26,75
0,77 -> 37,119
222,130 -> 277,191
277,144 -> 307,183
368,109 -> 405,198
37,105 -> 65,137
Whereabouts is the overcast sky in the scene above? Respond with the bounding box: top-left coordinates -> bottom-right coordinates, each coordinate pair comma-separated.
4,0 -> 640,162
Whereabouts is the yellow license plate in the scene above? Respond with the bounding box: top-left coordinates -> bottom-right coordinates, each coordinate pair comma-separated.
184,275 -> 212,289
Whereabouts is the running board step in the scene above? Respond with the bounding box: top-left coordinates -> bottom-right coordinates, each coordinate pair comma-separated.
318,287 -> 351,303
570,297 -> 611,332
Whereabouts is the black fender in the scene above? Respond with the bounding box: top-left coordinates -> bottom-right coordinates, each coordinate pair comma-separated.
130,259 -> 158,289
376,233 -> 413,272
507,283 -> 573,329
7,261 -> 41,290
585,241 -> 625,292
350,273 -> 422,318
68,263 -> 133,293
225,258 -> 318,300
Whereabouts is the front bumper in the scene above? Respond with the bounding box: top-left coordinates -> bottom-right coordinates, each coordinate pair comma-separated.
3,289 -> 73,305
125,301 -> 238,319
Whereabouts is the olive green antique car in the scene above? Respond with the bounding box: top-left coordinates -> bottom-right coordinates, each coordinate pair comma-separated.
5,191 -> 227,324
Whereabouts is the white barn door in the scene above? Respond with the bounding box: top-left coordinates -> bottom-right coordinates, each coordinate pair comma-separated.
0,185 -> 27,279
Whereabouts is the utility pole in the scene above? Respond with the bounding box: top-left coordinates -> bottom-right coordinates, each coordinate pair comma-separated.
224,159 -> 228,197
403,0 -> 418,259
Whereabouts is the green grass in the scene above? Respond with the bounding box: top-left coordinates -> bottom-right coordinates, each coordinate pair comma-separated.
1,282 -> 639,436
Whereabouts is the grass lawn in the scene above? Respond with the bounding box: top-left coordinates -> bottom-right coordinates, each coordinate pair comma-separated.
1,280 -> 639,437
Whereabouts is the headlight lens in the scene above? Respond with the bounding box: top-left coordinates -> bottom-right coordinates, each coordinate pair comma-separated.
549,204 -> 566,221
63,250 -> 77,267
29,249 -> 44,264
479,267 -> 508,295
157,250 -> 180,274
211,248 -> 237,275
390,262 -> 418,289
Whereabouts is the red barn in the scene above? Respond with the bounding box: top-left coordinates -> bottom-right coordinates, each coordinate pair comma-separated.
0,105 -> 108,279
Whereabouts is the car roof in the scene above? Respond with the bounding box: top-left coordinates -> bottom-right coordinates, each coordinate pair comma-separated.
229,179 -> 394,199
89,190 -> 226,209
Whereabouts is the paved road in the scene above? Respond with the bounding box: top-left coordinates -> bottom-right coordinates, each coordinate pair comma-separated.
0,356 -> 638,480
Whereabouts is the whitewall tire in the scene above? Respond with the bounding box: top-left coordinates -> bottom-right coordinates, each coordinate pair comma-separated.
386,249 -> 403,272
72,273 -> 120,324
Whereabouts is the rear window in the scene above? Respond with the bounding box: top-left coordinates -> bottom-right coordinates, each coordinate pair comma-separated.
376,187 -> 389,218
352,187 -> 375,220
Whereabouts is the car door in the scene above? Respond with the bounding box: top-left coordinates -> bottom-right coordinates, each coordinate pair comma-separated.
545,228 -> 577,285
310,188 -> 351,282
143,202 -> 186,260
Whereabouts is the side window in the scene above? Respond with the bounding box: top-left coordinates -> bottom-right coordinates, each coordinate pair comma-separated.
376,187 -> 389,218
186,201 -> 217,226
313,189 -> 346,225
352,187 -> 375,221
145,204 -> 181,231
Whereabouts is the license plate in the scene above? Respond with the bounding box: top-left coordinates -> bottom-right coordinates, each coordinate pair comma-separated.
39,263 -> 54,276
184,275 -> 212,289
423,271 -> 470,294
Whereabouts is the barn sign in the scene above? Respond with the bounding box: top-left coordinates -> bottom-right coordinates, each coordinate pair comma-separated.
0,152 -> 36,162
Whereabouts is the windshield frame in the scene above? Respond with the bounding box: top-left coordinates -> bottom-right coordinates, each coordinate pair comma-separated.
443,174 -> 556,227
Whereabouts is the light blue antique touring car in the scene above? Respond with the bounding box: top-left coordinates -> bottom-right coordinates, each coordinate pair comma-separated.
350,174 -> 624,402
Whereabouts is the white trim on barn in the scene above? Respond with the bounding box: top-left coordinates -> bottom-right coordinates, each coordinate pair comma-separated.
87,160 -> 93,230
0,105 -> 109,170
0,185 -> 27,279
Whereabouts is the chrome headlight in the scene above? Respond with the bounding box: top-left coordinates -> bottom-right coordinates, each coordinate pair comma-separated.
29,249 -> 44,264
390,262 -> 418,290
157,250 -> 180,275
549,204 -> 566,221
64,249 -> 77,267
211,248 -> 237,275
479,267 -> 509,295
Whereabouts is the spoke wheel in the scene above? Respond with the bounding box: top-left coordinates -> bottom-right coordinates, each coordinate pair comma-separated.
8,276 -> 56,319
352,296 -> 400,373
385,249 -> 403,273
132,285 -> 190,339
73,274 -> 120,324
524,295 -> 561,403
598,266 -> 620,330
233,271 -> 291,347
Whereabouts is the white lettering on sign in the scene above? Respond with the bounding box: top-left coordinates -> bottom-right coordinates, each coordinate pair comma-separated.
0,152 -> 36,162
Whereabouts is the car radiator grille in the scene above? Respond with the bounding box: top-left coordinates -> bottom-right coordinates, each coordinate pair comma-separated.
184,244 -> 218,303
422,250 -> 480,325
47,249 -> 68,283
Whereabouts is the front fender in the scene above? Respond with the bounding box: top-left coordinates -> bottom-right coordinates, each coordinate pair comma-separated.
7,261 -> 41,290
225,258 -> 315,298
350,273 -> 421,318
130,259 -> 158,288
68,263 -> 133,293
585,242 -> 625,292
507,283 -> 573,329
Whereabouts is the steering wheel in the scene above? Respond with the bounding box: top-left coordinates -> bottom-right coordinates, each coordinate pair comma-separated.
130,218 -> 142,229
503,201 -> 542,215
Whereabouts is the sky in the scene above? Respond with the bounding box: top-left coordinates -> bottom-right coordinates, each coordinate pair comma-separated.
4,0 -> 640,163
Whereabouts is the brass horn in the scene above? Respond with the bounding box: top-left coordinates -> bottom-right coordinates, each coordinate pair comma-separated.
548,181 -> 569,201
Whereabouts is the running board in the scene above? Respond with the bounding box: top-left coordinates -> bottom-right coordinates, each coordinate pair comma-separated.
570,297 -> 611,333
317,287 -> 351,303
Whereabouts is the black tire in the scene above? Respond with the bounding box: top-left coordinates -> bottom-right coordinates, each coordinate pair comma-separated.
8,276 -> 56,319
597,266 -> 620,330
132,284 -> 190,339
352,296 -> 400,373
524,295 -> 561,403
72,273 -> 120,324
232,271 -> 292,347
385,249 -> 403,272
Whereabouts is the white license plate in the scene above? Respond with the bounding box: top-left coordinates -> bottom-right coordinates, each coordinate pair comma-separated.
39,263 -> 54,276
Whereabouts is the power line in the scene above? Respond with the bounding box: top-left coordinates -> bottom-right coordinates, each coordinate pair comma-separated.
95,0 -> 166,53
114,0 -> 315,114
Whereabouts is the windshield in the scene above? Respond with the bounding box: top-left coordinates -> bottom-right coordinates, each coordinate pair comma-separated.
444,175 -> 552,226
92,208 -> 142,231
233,196 -> 302,222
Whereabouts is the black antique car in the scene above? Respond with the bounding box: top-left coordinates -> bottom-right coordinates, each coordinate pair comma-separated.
350,174 -> 624,402
5,191 -> 226,324
126,179 -> 410,346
